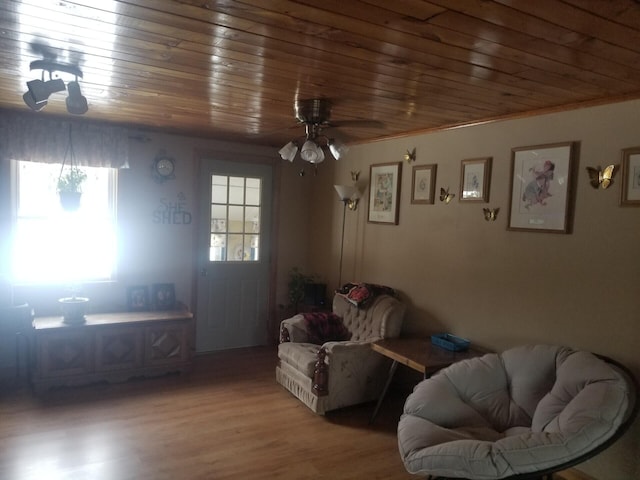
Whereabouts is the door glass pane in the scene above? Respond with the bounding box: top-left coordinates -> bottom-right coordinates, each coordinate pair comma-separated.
211,176 -> 228,203
229,177 -> 244,204
246,178 -> 261,205
228,205 -> 244,233
210,234 -> 226,261
245,206 -> 260,233
227,234 -> 245,261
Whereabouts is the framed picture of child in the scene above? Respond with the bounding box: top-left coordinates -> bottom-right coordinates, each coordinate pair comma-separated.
508,142 -> 578,234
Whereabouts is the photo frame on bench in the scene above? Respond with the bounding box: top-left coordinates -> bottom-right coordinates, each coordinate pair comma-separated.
152,283 -> 176,310
127,285 -> 149,312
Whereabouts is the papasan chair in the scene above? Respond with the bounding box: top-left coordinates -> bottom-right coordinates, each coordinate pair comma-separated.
397,345 -> 638,479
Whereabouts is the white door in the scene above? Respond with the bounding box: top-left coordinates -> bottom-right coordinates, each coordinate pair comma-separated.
195,158 -> 273,352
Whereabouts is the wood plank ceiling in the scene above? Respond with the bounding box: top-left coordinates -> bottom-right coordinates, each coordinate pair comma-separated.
1,0 -> 640,150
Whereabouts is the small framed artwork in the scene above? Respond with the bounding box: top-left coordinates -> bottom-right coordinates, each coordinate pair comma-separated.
152,283 -> 176,310
411,164 -> 437,204
127,285 -> 149,312
620,147 -> 640,205
368,162 -> 402,224
459,157 -> 492,202
508,142 -> 578,233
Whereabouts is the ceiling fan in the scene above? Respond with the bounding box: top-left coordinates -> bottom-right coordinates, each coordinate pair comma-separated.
278,98 -> 381,164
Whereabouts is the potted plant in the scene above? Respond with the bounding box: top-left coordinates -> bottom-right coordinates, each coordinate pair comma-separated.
57,166 -> 87,211
287,267 -> 318,313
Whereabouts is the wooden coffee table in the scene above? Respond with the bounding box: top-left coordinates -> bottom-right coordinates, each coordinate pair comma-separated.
369,337 -> 486,423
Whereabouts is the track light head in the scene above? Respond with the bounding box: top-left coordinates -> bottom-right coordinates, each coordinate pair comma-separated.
25,78 -> 66,104
66,81 -> 88,115
22,91 -> 47,111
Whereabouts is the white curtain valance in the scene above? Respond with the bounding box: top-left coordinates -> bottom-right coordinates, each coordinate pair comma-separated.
0,113 -> 129,168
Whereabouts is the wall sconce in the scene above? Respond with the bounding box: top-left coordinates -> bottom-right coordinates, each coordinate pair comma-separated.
483,208 -> 499,221
404,147 -> 417,163
439,187 -> 455,204
23,60 -> 88,115
586,164 -> 617,189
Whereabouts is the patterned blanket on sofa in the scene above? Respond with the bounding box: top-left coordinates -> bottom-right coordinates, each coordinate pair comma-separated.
336,282 -> 396,308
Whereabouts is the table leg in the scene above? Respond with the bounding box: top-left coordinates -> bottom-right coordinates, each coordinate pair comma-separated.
369,359 -> 399,425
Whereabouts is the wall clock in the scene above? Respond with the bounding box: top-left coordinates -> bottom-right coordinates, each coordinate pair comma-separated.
152,152 -> 176,183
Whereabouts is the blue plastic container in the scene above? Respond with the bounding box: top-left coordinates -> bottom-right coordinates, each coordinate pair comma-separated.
431,333 -> 470,352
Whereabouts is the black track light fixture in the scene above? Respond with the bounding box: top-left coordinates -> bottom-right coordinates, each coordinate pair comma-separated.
23,60 -> 88,115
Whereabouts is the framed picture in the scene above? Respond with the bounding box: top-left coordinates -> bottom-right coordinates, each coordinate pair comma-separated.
411,164 -> 437,204
152,283 -> 176,310
459,157 -> 492,202
368,162 -> 402,224
508,142 -> 578,233
127,285 -> 149,312
620,147 -> 640,205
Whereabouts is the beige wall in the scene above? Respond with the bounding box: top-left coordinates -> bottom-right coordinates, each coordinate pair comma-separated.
308,99 -> 640,479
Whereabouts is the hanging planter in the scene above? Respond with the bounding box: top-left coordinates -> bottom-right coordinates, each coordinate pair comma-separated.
57,168 -> 86,211
57,125 -> 87,211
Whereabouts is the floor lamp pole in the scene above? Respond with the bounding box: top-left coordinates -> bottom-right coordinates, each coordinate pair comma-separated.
338,200 -> 347,289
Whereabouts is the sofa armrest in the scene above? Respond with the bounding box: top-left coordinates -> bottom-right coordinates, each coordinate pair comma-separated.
279,314 -> 310,343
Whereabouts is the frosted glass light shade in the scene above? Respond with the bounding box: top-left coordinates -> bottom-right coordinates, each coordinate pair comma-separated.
300,140 -> 325,163
278,141 -> 298,162
328,139 -> 349,160
334,184 -> 356,201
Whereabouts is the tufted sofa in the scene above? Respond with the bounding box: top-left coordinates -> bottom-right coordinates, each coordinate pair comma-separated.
276,293 -> 405,414
397,345 -> 638,479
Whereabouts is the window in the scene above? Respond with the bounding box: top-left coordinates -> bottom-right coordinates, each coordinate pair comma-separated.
209,175 -> 261,262
12,161 -> 117,284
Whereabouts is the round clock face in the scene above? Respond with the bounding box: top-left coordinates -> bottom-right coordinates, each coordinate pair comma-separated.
155,157 -> 175,176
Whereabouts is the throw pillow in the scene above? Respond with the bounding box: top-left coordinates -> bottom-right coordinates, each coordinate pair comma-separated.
303,312 -> 351,345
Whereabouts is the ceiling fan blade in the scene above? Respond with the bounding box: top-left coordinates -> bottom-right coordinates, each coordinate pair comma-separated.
329,119 -> 385,129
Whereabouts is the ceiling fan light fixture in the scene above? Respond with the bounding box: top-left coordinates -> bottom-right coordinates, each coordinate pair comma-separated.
328,138 -> 349,160
66,81 -> 88,115
278,141 -> 298,162
300,139 -> 324,163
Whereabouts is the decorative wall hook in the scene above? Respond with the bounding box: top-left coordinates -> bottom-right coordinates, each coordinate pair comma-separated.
483,207 -> 500,221
404,147 -> 417,163
586,164 -> 617,189
439,187 -> 455,204
350,170 -> 360,182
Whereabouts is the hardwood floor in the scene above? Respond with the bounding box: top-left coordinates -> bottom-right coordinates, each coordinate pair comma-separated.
0,346 -> 414,480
